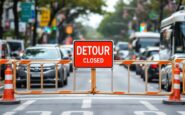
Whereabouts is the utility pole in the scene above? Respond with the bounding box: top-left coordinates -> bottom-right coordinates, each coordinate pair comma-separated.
32,0 -> 38,46
158,0 -> 165,30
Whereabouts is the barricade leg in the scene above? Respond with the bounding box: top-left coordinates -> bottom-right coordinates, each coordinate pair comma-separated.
163,64 -> 185,105
0,65 -> 20,105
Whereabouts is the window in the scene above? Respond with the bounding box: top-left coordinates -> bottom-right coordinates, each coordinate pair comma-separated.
174,22 -> 185,53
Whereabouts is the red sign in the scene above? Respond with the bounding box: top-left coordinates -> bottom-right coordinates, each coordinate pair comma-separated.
74,41 -> 113,68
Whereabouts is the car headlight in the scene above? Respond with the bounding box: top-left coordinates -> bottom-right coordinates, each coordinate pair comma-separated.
44,66 -> 55,70
17,65 -> 27,70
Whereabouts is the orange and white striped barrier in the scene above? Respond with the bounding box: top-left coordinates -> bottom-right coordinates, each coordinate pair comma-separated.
0,65 -> 20,105
175,58 -> 185,95
163,64 -> 185,105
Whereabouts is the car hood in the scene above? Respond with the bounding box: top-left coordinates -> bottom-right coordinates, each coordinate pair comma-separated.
173,54 -> 185,59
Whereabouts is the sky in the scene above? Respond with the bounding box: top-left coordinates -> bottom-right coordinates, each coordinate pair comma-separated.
76,0 -> 131,28
76,0 -> 119,28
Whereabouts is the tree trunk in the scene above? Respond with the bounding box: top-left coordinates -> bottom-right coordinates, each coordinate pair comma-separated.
13,0 -> 19,39
33,0 -> 38,46
0,0 -> 5,39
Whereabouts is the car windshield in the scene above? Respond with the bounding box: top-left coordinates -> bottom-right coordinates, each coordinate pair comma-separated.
61,49 -> 69,57
22,48 -> 60,60
174,22 -> 185,53
7,42 -> 22,52
139,38 -> 159,48
118,44 -> 128,50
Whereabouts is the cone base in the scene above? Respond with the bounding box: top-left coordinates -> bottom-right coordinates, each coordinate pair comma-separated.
0,100 -> 21,105
163,100 -> 185,105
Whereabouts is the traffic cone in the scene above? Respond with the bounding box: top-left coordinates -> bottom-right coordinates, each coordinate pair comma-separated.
163,64 -> 185,105
0,65 -> 20,105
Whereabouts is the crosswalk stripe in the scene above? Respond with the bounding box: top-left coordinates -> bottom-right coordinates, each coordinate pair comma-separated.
140,101 -> 158,111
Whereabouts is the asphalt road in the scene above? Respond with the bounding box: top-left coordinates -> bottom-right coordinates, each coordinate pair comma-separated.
0,65 -> 185,115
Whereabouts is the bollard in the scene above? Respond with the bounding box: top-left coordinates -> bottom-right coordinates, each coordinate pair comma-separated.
163,64 -> 185,105
0,65 -> 20,105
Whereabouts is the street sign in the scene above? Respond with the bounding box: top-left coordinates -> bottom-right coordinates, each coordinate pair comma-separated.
20,2 -> 33,22
74,41 -> 113,68
40,8 -> 51,27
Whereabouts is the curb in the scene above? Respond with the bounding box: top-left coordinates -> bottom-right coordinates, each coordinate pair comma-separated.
163,100 -> 185,105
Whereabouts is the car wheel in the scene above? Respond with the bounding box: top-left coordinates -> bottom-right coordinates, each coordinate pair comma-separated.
164,76 -> 171,92
70,64 -> 73,72
64,77 -> 68,85
58,72 -> 64,87
58,80 -> 64,87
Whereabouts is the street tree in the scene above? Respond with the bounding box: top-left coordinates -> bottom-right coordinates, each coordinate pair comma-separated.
0,0 -> 5,39
38,0 -> 105,44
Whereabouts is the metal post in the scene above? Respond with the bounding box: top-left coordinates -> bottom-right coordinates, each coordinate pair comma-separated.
55,64 -> 58,88
145,64 -> 148,92
128,65 -> 130,93
111,68 -> 114,92
40,64 -> 44,89
183,64 -> 185,94
27,64 -> 31,91
73,67 -> 76,91
159,65 -> 162,92
91,68 -> 96,94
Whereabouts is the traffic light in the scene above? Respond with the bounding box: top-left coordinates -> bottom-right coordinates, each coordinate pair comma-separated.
52,26 -> 57,31
140,22 -> 147,32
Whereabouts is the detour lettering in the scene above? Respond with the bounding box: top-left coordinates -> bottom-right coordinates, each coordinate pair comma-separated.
74,41 -> 113,68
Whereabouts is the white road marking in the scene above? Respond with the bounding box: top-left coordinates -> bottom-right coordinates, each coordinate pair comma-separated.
134,111 -> 166,115
178,111 -> 185,115
81,99 -> 92,108
140,101 -> 158,111
16,96 -> 178,101
26,111 -> 52,115
2,112 -> 15,115
14,100 -> 36,111
61,111 -> 93,115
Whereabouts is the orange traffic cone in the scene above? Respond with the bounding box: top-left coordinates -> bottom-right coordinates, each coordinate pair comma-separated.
163,64 -> 185,105
0,65 -> 20,105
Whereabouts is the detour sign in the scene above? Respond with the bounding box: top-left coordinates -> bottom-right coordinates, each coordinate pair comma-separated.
74,41 -> 113,68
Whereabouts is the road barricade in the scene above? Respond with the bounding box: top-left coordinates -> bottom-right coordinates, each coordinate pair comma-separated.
174,58 -> 185,95
0,59 -> 20,104
0,58 -> 184,99
13,59 -> 93,95
111,60 -> 173,96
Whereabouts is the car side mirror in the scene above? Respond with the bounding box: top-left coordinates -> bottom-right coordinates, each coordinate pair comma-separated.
63,57 -> 69,60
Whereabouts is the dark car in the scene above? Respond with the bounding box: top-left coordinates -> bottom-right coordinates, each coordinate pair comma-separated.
16,45 -> 68,87
136,47 -> 159,75
124,51 -> 138,70
141,54 -> 160,82
0,40 -> 11,80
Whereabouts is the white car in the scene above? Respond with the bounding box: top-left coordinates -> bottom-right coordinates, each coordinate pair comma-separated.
116,42 -> 129,59
161,54 -> 185,91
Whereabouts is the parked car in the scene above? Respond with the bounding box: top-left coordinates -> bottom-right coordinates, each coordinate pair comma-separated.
16,45 -> 68,87
6,39 -> 24,59
60,45 -> 73,72
116,42 -> 129,60
136,47 -> 159,75
140,53 -> 160,82
124,50 -> 139,70
129,32 -> 160,53
161,54 -> 185,91
60,48 -> 71,77
0,40 -> 11,80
